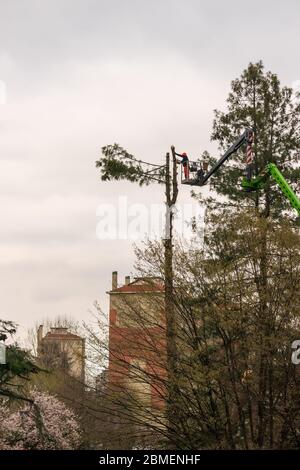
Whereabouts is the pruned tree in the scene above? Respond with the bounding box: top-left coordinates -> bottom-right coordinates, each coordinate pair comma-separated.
96,145 -> 180,447
96,144 -> 166,185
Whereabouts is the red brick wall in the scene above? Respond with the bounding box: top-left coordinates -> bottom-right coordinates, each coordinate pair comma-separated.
108,289 -> 166,410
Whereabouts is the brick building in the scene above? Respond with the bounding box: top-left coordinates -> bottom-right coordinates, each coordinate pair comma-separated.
108,271 -> 166,409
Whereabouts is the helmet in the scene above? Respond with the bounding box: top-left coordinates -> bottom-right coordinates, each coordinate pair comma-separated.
182,152 -> 187,156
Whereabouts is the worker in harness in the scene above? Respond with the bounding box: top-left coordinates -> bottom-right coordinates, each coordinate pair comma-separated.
171,147 -> 190,179
172,128 -> 254,186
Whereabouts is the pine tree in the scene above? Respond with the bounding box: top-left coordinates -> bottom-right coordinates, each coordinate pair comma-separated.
0,319 -> 40,402
205,61 -> 300,219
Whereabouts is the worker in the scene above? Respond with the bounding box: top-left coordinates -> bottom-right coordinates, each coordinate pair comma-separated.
171,147 -> 190,179
196,165 -> 204,184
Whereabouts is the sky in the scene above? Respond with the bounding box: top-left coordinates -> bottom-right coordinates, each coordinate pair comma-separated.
0,0 -> 299,342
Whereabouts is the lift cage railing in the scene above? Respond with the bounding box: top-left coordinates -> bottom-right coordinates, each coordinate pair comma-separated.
180,160 -> 209,186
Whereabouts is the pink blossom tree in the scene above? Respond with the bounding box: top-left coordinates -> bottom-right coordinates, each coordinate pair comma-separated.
0,390 -> 81,450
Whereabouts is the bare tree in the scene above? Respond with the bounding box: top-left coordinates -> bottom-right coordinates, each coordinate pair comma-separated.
79,209 -> 300,449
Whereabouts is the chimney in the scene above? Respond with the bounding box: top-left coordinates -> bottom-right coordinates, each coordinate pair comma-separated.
125,275 -> 130,285
112,271 -> 118,290
37,325 -> 43,354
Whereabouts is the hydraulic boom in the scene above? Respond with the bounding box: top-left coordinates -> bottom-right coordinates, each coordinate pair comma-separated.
173,128 -> 254,186
242,162 -> 300,217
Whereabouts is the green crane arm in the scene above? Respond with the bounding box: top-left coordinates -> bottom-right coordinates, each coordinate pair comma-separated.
241,163 -> 300,217
267,163 -> 300,216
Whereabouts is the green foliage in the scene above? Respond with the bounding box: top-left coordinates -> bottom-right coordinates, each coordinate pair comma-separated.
0,319 -> 16,341
173,211 -> 300,448
96,144 -> 166,186
0,319 -> 41,402
5,346 -> 39,378
206,61 -> 300,218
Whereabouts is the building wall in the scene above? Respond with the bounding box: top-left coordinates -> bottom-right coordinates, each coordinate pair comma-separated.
37,326 -> 85,382
108,274 -> 166,410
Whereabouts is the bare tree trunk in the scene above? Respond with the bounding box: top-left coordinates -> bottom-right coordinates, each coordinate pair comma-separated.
257,225 -> 268,447
164,151 -> 179,448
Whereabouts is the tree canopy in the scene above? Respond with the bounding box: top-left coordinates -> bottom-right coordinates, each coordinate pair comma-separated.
201,61 -> 300,219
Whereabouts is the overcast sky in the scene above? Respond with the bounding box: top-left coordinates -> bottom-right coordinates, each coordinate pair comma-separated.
0,0 -> 299,341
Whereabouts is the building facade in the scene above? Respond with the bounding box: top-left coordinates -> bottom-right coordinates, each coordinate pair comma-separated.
37,325 -> 85,382
108,271 -> 166,410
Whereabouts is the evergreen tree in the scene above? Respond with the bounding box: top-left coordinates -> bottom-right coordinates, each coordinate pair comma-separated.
203,61 -> 300,219
0,319 -> 40,402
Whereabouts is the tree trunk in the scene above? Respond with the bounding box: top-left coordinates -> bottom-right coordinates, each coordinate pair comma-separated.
164,151 -> 179,448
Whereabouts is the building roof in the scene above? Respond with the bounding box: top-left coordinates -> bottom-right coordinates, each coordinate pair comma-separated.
42,331 -> 83,341
109,277 -> 164,294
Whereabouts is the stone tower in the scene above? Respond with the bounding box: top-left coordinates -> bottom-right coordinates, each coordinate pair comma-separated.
37,325 -> 85,382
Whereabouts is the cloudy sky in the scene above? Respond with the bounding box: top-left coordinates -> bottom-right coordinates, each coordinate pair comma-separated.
0,0 -> 299,341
